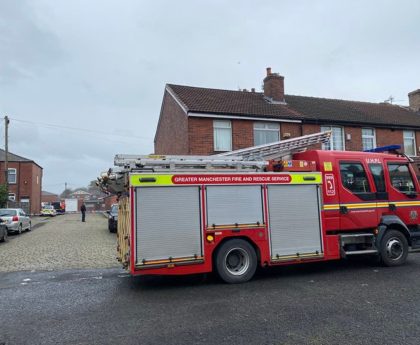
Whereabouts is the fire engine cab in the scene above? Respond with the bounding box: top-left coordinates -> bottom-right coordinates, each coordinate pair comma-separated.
99,132 -> 420,283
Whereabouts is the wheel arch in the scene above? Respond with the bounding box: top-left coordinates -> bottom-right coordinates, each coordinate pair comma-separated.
212,236 -> 262,269
378,215 -> 411,246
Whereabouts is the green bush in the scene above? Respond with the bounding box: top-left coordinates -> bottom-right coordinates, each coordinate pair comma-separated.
0,184 -> 9,208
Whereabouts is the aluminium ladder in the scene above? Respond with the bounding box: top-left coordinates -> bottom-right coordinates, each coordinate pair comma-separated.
114,131 -> 331,172
98,131 -> 331,194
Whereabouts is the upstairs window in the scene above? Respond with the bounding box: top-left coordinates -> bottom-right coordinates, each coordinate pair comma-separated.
321,126 -> 344,151
8,168 -> 16,184
340,162 -> 371,193
213,120 -> 232,151
388,163 -> 416,193
253,122 -> 280,146
362,128 -> 376,151
403,130 -> 416,156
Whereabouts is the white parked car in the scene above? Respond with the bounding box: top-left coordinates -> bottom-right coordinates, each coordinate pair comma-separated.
0,208 -> 31,234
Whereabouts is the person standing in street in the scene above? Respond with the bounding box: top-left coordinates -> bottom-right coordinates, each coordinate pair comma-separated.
81,202 -> 86,222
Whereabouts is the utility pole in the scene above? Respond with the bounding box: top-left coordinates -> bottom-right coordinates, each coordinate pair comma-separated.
4,116 -> 9,207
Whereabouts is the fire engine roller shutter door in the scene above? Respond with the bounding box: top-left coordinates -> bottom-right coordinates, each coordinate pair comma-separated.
135,186 -> 202,263
268,185 -> 322,257
206,185 -> 263,226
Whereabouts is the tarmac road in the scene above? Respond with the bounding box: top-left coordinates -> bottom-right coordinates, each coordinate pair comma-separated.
2,255 -> 420,345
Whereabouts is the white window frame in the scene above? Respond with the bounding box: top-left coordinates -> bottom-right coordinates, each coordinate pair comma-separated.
403,130 -> 417,156
8,193 -> 15,201
213,120 -> 232,151
253,122 -> 280,146
362,128 -> 376,151
8,168 -> 17,184
321,126 -> 345,151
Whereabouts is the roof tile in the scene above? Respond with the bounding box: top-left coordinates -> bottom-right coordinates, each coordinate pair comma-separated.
167,84 -> 420,128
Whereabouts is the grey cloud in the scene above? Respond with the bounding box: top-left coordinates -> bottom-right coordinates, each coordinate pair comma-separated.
0,0 -> 419,193
0,0 -> 63,84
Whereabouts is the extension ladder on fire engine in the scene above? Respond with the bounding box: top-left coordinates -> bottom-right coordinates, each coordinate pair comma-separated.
113,131 -> 331,172
217,131 -> 331,160
114,154 -> 268,172
98,131 -> 331,194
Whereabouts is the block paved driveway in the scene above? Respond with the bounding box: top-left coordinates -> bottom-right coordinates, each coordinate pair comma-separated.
0,213 -> 119,272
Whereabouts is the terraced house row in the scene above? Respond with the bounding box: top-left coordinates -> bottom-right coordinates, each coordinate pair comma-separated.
155,67 -> 420,169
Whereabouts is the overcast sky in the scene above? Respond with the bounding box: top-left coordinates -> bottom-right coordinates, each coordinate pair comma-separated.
1,0 -> 419,194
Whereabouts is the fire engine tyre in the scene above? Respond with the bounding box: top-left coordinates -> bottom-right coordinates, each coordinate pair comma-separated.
380,230 -> 408,267
215,239 -> 257,284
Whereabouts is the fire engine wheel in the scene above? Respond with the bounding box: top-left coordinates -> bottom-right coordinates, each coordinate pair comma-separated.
215,239 -> 257,284
380,230 -> 408,267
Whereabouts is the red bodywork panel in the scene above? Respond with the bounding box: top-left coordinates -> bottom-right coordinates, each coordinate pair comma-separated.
295,150 -> 420,232
129,150 -> 420,276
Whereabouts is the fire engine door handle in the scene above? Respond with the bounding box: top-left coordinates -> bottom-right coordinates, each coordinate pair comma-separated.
339,206 -> 348,214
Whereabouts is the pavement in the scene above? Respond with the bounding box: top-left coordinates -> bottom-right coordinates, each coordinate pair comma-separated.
2,256 -> 420,345
0,213 -> 118,272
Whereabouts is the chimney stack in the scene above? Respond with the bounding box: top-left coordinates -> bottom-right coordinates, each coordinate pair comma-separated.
408,89 -> 420,112
263,67 -> 285,103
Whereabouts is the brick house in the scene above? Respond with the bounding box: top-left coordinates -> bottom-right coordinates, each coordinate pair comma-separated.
0,149 -> 43,214
41,191 -> 60,204
154,68 -> 420,167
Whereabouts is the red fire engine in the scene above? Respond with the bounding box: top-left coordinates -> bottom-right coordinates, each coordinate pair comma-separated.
99,132 -> 420,283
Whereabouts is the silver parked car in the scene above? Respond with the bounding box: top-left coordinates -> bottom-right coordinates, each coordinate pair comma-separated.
0,208 -> 31,234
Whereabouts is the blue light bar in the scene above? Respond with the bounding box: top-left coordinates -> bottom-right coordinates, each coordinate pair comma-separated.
364,145 -> 401,153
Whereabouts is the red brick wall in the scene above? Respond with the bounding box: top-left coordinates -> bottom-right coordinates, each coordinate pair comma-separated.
0,161 -> 42,214
302,124 -> 323,150
188,117 -> 214,155
302,125 -> 407,152
154,90 -> 189,154
0,162 -> 20,200
263,73 -> 285,102
157,107 -> 420,158
30,163 -> 42,214
344,127 -> 362,151
376,128 -> 404,149
281,123 -> 301,139
42,194 -> 59,204
232,120 -> 254,150
188,118 -> 279,155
